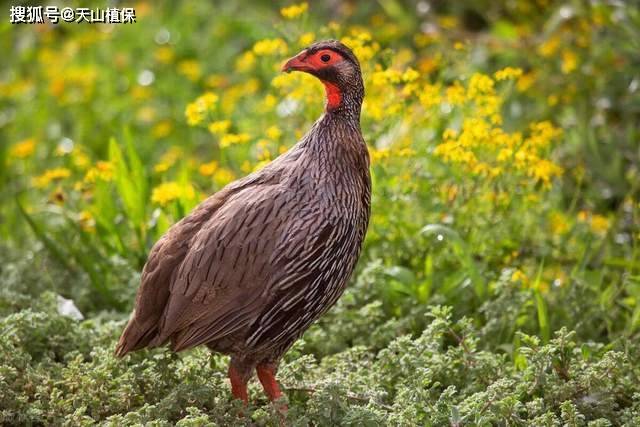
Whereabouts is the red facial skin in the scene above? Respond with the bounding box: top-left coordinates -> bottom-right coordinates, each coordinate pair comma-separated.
323,81 -> 342,110
282,49 -> 345,110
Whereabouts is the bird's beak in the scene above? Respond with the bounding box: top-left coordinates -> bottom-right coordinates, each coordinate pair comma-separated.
281,50 -> 312,73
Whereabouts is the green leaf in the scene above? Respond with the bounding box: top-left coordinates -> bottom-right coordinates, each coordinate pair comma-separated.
533,261 -> 550,343
421,224 -> 485,298
491,20 -> 518,40
383,265 -> 415,285
109,137 -> 148,252
16,200 -> 73,272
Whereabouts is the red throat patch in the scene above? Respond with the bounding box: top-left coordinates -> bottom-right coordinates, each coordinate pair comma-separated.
322,81 -> 342,110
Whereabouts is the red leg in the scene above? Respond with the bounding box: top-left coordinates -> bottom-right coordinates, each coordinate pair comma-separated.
256,362 -> 284,402
228,364 -> 249,404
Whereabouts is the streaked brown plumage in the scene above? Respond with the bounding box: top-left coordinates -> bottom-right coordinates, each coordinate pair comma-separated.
115,40 -> 370,405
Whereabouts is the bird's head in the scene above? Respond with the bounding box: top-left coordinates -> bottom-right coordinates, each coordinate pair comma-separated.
282,39 -> 364,115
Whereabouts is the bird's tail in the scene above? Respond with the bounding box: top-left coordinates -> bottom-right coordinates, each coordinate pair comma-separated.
114,314 -> 158,357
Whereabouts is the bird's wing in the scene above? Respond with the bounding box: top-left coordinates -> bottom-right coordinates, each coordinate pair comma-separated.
115,196 -> 221,356
116,167 -> 283,356
153,181 -> 294,350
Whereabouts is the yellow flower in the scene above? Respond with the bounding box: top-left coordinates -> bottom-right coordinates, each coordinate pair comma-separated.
511,269 -> 528,284
213,168 -> 235,187
467,73 -> 495,99
528,159 -> 563,186
136,106 -> 156,123
363,99 -> 383,120
205,74 -> 227,88
198,92 -> 218,108
438,15 -> 458,29
340,31 -> 378,62
445,82 -> 466,105
240,160 -> 252,173
590,215 -> 610,235
33,167 -> 71,188
198,161 -> 218,177
185,92 -> 218,126
516,72 -> 537,92
526,121 -> 562,149
327,21 -> 340,33
0,78 -> 33,99
253,160 -> 271,172
414,33 -> 438,48
401,67 -> 420,83
128,79 -> 147,97
154,46 -> 174,64
240,78 -> 260,95
84,161 -> 113,183
476,94 -> 502,119
372,68 -> 402,86
433,94 -> 564,187
47,65 -> 98,104
370,13 -> 385,27
257,141 -> 272,161
72,150 -> 91,169
298,32 -> 315,47
396,147 -> 416,157
184,104 -> 202,126
252,38 -> 288,56
178,59 -> 201,82
151,182 -> 194,206
261,94 -> 277,112
538,35 -> 560,57
549,211 -> 569,235
10,138 -> 36,159
219,133 -> 251,148
417,56 -> 440,75
266,125 -> 282,140
418,83 -> 442,108
369,147 -> 390,163
561,49 -> 579,74
153,147 -> 182,173
208,120 -> 231,135
153,162 -> 170,173
78,210 -> 95,232
577,210 -> 589,222
235,52 -> 256,73
152,120 -> 173,139
494,67 -> 523,81
443,129 -> 458,140
535,281 -> 550,293
280,2 -> 308,19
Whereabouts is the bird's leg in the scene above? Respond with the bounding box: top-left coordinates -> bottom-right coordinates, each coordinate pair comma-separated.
228,361 -> 250,404
256,362 -> 287,412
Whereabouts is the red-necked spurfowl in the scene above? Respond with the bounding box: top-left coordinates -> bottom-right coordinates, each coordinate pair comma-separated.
116,40 -> 371,406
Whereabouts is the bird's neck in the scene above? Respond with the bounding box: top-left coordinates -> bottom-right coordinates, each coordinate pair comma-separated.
304,111 -> 364,158
321,80 -> 363,121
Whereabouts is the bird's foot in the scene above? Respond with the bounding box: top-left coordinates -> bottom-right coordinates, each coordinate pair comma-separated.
228,364 -> 249,404
256,363 -> 282,400
256,362 -> 288,415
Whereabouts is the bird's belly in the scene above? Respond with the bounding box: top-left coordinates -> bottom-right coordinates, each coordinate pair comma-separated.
242,211 -> 366,357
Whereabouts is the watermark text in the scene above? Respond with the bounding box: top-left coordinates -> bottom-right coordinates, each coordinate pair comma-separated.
9,6 -> 136,24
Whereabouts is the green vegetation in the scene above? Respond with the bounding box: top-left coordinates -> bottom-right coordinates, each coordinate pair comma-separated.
1,0 -> 639,425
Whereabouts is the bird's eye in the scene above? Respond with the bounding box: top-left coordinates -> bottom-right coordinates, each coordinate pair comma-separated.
320,54 -> 331,62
